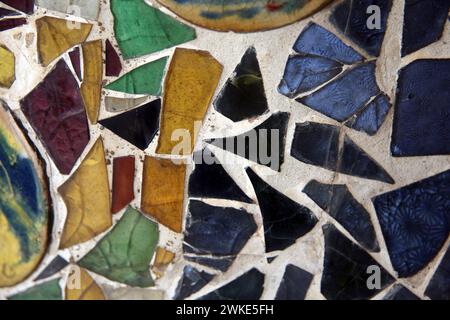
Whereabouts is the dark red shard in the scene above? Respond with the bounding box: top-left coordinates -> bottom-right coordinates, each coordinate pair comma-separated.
111,156 -> 135,214
0,18 -> 27,31
105,39 -> 122,77
69,46 -> 82,81
2,0 -> 34,14
20,59 -> 90,175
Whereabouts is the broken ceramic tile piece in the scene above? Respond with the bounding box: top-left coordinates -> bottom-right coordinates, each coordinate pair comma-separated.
208,112 -> 290,172
373,169 -> 450,278
110,0 -> 196,59
81,40 -> 103,124
0,45 -> 14,88
68,46 -> 82,81
184,256 -> 234,272
9,279 -> 62,300
275,264 -> 313,300
20,59 -> 90,175
104,57 -> 168,95
383,284 -> 420,300
157,48 -> 223,155
141,157 -> 186,233
35,256 -> 69,281
59,138 -> 112,249
78,206 -> 158,287
36,0 -> 100,21
303,180 -> 379,252
425,246 -> 450,300
321,224 -> 394,300
0,8 -> 19,17
174,266 -> 214,300
0,17 -> 26,31
330,0 -> 393,57
36,16 -> 92,66
214,47 -> 269,122
152,247 -> 175,279
391,59 -> 450,157
1,0 -> 34,14
102,286 -> 165,300
105,96 -> 148,113
66,267 -> 105,300
99,99 -> 161,151
111,156 -> 135,214
105,39 -> 122,77
246,168 -> 317,253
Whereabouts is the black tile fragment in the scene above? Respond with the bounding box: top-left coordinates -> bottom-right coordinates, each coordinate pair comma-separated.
275,264 -> 313,300
425,246 -> 450,300
383,284 -> 420,300
174,266 -> 214,300
35,256 -> 69,281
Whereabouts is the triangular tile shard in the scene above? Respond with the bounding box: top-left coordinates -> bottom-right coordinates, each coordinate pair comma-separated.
373,169 -> 450,278
0,7 -> 19,18
183,200 -> 257,270
20,59 -> 90,175
35,0 -> 100,21
68,46 -> 82,81
402,0 -> 450,57
330,0 -> 393,57
208,112 -> 290,172
105,39 -> 122,77
303,180 -> 379,252
321,224 -> 394,300
275,264 -> 314,300
246,168 -> 318,253
36,16 -> 92,66
111,156 -> 135,214
1,0 -> 34,14
0,45 -> 15,88
391,59 -> 450,157
110,0 -> 196,59
81,40 -> 103,124
199,268 -> 265,300
174,266 -> 214,300
189,148 -> 253,203
425,246 -> 450,300
0,18 -> 27,31
78,207 -> 159,288
99,99 -> 161,151
105,96 -> 148,113
383,284 -> 420,300
291,122 -> 395,184
105,57 -> 168,95
8,279 -> 62,300
214,47 -> 269,122
35,256 -> 69,281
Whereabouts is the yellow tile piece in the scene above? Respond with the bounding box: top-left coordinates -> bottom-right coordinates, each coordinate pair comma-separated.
141,157 -> 186,233
156,48 -> 223,155
59,138 -> 112,249
36,16 -> 92,67
81,40 -> 103,124
0,45 -> 15,88
152,247 -> 175,279
66,267 -> 105,300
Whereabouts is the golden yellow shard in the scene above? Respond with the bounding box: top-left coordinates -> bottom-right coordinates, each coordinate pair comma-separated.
141,157 -> 186,233
36,16 -> 92,66
81,40 -> 103,124
156,48 -> 222,155
0,45 -> 15,88
66,267 -> 105,300
152,247 -> 175,279
59,138 -> 112,249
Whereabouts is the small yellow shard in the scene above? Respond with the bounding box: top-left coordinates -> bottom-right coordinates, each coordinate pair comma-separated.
66,267 -> 105,300
0,45 -> 15,88
81,40 -> 103,123
152,247 -> 175,278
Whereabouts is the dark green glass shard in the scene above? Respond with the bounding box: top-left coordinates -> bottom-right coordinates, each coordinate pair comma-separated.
104,57 -> 168,95
8,279 -> 62,300
110,0 -> 196,59
78,206 -> 159,287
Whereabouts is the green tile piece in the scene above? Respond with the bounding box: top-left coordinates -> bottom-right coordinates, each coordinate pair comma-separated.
111,0 -> 196,59
104,57 -> 168,95
8,279 -> 62,300
78,207 -> 159,287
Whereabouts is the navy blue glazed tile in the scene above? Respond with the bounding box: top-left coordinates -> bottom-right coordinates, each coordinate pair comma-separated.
199,268 -> 264,300
214,47 -> 268,122
330,0 -> 393,57
246,167 -> 318,253
293,23 -> 364,64
303,180 -> 379,252
321,224 -> 394,300
275,264 -> 313,300
383,284 -> 420,300
0,7 -> 19,18
391,59 -> 450,157
402,0 -> 450,57
174,266 -> 214,300
425,246 -> 450,300
35,256 -> 69,281
373,169 -> 450,278
184,256 -> 234,272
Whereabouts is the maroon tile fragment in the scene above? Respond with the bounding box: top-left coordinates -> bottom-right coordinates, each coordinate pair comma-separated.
105,39 -> 122,77
69,46 -> 82,81
111,156 -> 135,214
2,0 -> 34,14
0,18 -> 26,31
20,59 -> 90,175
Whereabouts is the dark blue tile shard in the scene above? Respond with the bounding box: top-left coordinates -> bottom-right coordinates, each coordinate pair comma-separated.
246,167 -> 318,253
321,224 -> 394,300
199,268 -> 264,300
293,23 -> 364,64
275,264 -> 313,300
425,246 -> 450,300
383,284 -> 420,300
35,256 -> 69,281
174,266 -> 214,300
278,54 -> 343,98
297,62 -> 380,122
391,59 -> 450,157
189,148 -> 253,203
214,47 -> 268,122
99,99 -> 161,150
303,180 -> 379,252
330,0 -> 393,57
184,256 -> 234,272
402,0 -> 450,57
373,169 -> 450,278
345,93 -> 391,136
207,112 -> 290,172
291,122 -> 394,184
0,8 -> 19,18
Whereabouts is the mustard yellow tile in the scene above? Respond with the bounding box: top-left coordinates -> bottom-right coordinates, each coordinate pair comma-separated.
81,40 -> 103,124
0,45 -> 15,88
66,267 -> 105,300
152,247 -> 175,279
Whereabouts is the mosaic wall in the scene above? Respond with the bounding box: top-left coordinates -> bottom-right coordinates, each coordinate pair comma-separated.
0,0 -> 449,300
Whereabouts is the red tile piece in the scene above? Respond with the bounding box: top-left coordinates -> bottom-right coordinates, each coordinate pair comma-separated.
2,0 -> 34,14
111,156 -> 135,214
